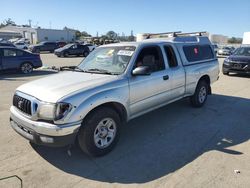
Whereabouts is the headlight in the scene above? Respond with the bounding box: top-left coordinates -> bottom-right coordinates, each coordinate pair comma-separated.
38,103 -> 56,120
224,58 -> 231,65
54,102 -> 72,121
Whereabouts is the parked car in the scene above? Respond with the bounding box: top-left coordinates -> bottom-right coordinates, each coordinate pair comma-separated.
0,47 -> 42,74
29,41 -> 58,53
222,47 -> 250,75
217,47 -> 232,56
54,43 -> 91,57
14,42 -> 29,50
10,32 -> 219,156
0,42 -> 16,48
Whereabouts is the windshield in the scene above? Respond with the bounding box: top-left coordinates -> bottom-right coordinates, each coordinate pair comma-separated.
233,47 -> 250,56
78,46 -> 136,75
62,44 -> 74,49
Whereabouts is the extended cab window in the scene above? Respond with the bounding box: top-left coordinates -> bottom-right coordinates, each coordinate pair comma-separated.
164,46 -> 178,68
183,45 -> 214,62
135,46 -> 165,72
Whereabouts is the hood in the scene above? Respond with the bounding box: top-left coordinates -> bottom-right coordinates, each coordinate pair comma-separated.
229,55 -> 250,63
16,71 -> 117,103
54,47 -> 65,52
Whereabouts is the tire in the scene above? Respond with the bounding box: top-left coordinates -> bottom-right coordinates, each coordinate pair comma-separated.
83,51 -> 89,57
63,52 -> 69,57
20,62 -> 33,74
78,107 -> 121,157
190,80 -> 209,108
223,71 -> 229,75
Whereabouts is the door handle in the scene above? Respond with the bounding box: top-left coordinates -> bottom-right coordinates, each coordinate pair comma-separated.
163,75 -> 169,80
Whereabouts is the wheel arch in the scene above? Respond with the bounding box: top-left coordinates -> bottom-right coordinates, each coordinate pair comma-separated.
82,102 -> 128,125
197,75 -> 211,94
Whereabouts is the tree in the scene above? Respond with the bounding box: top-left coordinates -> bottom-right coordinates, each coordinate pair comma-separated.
0,18 -> 16,28
3,18 -> 16,26
81,31 -> 91,37
106,31 -> 117,39
228,37 -> 242,44
75,30 -> 82,39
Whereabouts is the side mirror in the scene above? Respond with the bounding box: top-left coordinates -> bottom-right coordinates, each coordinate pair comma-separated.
132,66 -> 151,76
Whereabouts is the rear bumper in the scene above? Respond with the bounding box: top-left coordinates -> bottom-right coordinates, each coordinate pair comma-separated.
10,106 -> 81,147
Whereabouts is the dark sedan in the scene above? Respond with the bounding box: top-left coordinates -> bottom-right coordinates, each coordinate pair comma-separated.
54,43 -> 91,57
223,47 -> 250,75
29,41 -> 58,53
0,47 -> 42,74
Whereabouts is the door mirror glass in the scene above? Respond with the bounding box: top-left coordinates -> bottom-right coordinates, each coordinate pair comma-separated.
132,66 -> 151,76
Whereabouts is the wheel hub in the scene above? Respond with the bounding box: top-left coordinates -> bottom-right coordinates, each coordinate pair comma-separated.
94,118 -> 117,149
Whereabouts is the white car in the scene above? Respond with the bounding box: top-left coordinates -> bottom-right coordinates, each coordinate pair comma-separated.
14,42 -> 29,50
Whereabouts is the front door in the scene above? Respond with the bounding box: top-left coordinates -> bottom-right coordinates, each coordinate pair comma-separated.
129,45 -> 173,117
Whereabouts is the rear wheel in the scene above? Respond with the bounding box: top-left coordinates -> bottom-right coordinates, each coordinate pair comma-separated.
190,80 -> 209,107
77,107 -> 121,157
20,62 -> 33,74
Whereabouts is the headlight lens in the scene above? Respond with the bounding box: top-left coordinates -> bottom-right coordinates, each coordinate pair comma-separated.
38,103 -> 56,120
224,58 -> 231,65
55,102 -> 72,121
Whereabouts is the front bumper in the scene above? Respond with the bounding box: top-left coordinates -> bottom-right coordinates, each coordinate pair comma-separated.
223,63 -> 250,74
54,51 -> 62,56
10,106 -> 81,146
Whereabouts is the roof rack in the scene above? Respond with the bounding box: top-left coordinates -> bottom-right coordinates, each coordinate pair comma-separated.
173,31 -> 207,37
146,31 -> 182,39
145,31 -> 208,39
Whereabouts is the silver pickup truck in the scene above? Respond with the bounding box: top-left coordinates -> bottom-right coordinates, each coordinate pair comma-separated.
10,32 -> 219,156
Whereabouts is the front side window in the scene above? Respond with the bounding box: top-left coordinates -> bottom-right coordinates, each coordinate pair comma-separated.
78,46 -> 136,75
183,45 -> 214,62
135,46 -> 165,72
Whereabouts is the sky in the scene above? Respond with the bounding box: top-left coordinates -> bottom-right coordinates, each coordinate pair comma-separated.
1,0 -> 250,37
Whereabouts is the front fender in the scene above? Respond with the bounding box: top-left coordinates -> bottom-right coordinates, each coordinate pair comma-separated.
58,86 -> 129,125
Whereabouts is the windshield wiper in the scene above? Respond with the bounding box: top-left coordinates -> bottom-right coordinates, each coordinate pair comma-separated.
85,68 -> 119,75
59,66 -> 86,72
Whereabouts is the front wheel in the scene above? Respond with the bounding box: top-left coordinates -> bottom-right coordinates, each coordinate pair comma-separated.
63,52 -> 69,57
77,107 -> 121,157
190,81 -> 209,107
83,51 -> 89,57
223,71 -> 229,75
20,62 -> 33,74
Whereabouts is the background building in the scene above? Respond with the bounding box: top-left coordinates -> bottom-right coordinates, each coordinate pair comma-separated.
242,32 -> 250,45
0,25 -> 76,44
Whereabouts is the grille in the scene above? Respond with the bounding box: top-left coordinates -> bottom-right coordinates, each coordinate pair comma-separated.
13,95 -> 32,115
